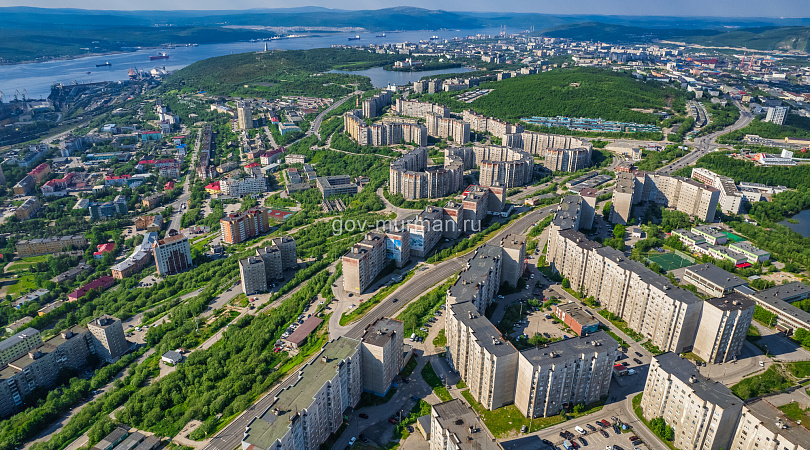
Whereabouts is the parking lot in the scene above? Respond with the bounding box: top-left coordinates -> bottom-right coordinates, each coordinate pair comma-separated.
536,416 -> 648,450
512,304 -> 574,341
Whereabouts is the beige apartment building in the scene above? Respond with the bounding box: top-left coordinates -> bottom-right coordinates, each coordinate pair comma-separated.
641,353 -> 742,450
359,318 -> 404,396
729,399 -> 810,450
87,315 -> 128,363
514,332 -> 618,418
239,256 -> 267,295
426,112 -> 469,144
544,147 -> 592,172
692,294 -> 755,364
236,101 -> 252,130
499,234 -> 525,288
270,236 -> 298,270
611,173 -> 720,224
429,399 -> 501,450
343,229 -> 410,294
446,245 -> 503,313
15,234 -> 88,257
256,245 -> 283,280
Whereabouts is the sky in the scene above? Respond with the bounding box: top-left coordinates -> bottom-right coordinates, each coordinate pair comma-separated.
0,0 -> 808,17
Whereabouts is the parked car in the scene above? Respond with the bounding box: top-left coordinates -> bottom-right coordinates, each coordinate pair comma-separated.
348,437 -> 356,446
633,358 -> 643,365
635,351 -> 643,357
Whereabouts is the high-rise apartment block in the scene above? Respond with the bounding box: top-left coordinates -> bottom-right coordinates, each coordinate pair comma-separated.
361,91 -> 392,118
430,400 -> 501,450
515,331 -> 618,417
473,145 -> 534,188
239,256 -> 268,295
544,147 -> 592,172
641,353 -> 742,450
425,112 -> 469,144
389,147 -> 464,200
610,172 -> 719,224
692,167 -> 746,215
344,111 -> 428,147
220,207 -> 271,244
153,230 -> 193,276
87,315 -> 128,363
765,106 -> 788,125
692,294 -> 755,364
359,318 -> 404,396
729,399 -> 810,450
237,101 -> 253,130
394,98 -> 449,119
343,229 -> 410,293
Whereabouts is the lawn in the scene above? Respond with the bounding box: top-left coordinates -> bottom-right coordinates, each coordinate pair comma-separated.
3,274 -> 39,297
421,362 -> 452,402
598,310 -> 645,341
787,361 -> 810,379
731,365 -> 792,399
357,388 -> 397,408
632,393 -> 677,450
432,329 -> 447,348
778,402 -> 810,429
401,355 -> 417,378
460,389 -> 565,438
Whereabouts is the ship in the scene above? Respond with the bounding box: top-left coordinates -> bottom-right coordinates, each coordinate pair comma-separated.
376,33 -> 386,37
95,61 -> 111,67
430,35 -> 439,40
347,35 -> 361,41
150,52 -> 170,61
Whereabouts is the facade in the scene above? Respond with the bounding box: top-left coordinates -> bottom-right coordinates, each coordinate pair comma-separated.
728,241 -> 770,263
87,315 -> 128,363
360,317 -> 404,396
0,328 -> 43,366
342,229 -> 410,293
474,145 -> 534,188
28,163 -> 51,183
344,111 -> 428,147
514,332 -> 618,418
237,101 -> 253,130
361,91 -> 392,118
67,276 -> 115,301
425,113 -> 469,144
153,231 -> 193,276
240,257 -> 268,295
544,147 -> 592,172
554,303 -> 600,335
15,235 -> 88,257
691,168 -> 745,215
430,400 -> 500,450
15,196 -> 41,220
499,234 -> 526,288
683,263 -> 748,297
743,282 -> 810,334
111,232 -> 159,279
316,175 -> 358,198
13,174 -> 35,196
221,207 -> 271,244
241,337 -> 363,450
256,245 -> 283,281
764,106 -> 789,125
641,353 -> 742,450
394,98 -> 449,119
692,294 -> 755,364
219,174 -> 268,198
610,173 -> 720,224
389,147 -> 464,200
730,399 -> 810,450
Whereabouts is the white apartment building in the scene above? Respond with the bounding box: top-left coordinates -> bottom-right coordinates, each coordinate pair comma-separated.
239,256 -> 267,295
641,353 -> 742,450
692,294 -> 755,364
765,106 -> 788,125
153,231 -> 193,276
729,399 -> 810,450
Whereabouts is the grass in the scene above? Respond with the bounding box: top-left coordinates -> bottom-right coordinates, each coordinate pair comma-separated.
420,360 -> 453,401
731,364 -> 792,399
632,393 -> 677,450
460,389 -> 565,438
598,310 -> 645,342
432,328 -> 447,348
641,341 -> 664,355
778,402 -> 810,429
339,268 -> 417,326
787,361 -> 810,379
357,388 -> 397,408
456,380 -> 467,389
401,355 -> 417,378
681,352 -> 706,364
4,274 -> 39,297
602,328 -> 630,349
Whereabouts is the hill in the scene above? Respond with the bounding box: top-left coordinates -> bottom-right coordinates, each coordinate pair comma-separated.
423,67 -> 687,125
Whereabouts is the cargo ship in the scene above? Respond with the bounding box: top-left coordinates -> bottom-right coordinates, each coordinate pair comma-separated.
150,52 -> 170,61
347,35 -> 361,41
95,61 -> 111,67
376,33 -> 386,37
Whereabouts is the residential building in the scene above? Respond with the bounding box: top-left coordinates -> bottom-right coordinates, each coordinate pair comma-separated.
68,276 -> 115,301
691,225 -> 728,245
446,245 -> 503,312
316,175 -> 358,198
389,147 -> 464,200
134,215 -> 163,232
15,235 -> 88,257
360,317 -> 404,396
683,263 -> 748,297
394,98 -> 449,119
50,263 -> 92,283
220,174 -> 268,198
220,207 -> 271,244
0,328 -> 43,366
237,101 -> 253,130
142,194 -> 163,209
544,147 -> 592,172
111,232 -> 158,279
514,332 -> 618,418
271,236 -> 298,270
342,229 -> 410,293
89,196 -> 128,220
5,317 -> 33,334
256,245 -> 283,280
13,174 -> 35,195
362,90 -> 392,118
425,112 -> 470,144
764,106 -> 789,125
693,294 -> 755,364
285,154 -> 305,165
430,400 -> 500,450
241,337 -> 363,450
640,353 -> 742,450
153,230 -> 192,276
554,303 -> 600,335
610,173 -> 720,224
15,197 -> 41,220
474,145 -> 534,188
239,256 -> 268,295
407,206 -> 444,258
691,168 -> 745,215
499,234 -> 526,288
729,399 -> 810,450
28,163 -> 51,183
87,315 -> 128,363
743,282 -> 810,334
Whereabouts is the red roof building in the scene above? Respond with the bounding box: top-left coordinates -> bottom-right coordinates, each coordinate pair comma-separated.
93,243 -> 116,259
28,163 -> 51,183
68,276 -> 115,301
164,181 -> 175,191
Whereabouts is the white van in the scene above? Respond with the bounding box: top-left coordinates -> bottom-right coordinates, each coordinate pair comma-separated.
575,426 -> 586,434
410,333 -> 416,341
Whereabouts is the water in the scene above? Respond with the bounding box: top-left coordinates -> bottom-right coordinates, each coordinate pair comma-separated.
779,209 -> 810,237
0,28 -> 506,99
330,66 -> 474,89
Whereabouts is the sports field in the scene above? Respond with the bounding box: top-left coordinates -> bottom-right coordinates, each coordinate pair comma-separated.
646,252 -> 693,271
722,231 -> 745,243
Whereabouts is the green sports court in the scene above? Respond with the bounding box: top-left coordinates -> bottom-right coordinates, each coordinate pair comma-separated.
646,252 -> 694,271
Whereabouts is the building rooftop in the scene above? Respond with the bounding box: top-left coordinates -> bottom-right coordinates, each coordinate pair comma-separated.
654,352 -> 741,409
361,317 -> 403,348
520,331 -> 618,367
500,234 -> 525,251
448,301 -> 517,358
685,263 -> 748,289
0,327 -> 40,353
448,245 -> 503,303
751,281 -> 810,304
743,398 -> 810,445
552,195 -> 583,231
728,241 -> 770,257
705,293 -> 755,312
432,399 -> 501,450
692,225 -> 725,239
284,316 -> 324,346
555,303 -> 599,328
244,337 -> 362,449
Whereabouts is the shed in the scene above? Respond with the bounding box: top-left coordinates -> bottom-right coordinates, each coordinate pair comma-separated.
161,350 -> 183,365
283,316 -> 323,349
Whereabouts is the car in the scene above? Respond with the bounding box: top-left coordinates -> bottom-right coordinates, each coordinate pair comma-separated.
635,351 -> 643,357
633,358 -> 643,365
359,434 -> 368,443
628,436 -> 638,442
392,298 -> 398,303
600,430 -> 609,438
613,424 -> 620,434
596,421 -> 605,428
520,425 -> 527,433
348,437 -> 356,446
359,413 -> 368,419
578,437 -> 587,446
586,424 -> 596,431
575,426 -> 587,434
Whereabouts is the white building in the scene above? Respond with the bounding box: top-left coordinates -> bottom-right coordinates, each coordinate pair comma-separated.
764,106 -> 788,125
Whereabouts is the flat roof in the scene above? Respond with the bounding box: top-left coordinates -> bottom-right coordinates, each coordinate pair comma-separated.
432,400 -> 501,450
705,293 -> 755,312
284,316 -> 324,346
752,282 -> 810,304
449,301 -> 518,358
654,353 -> 741,409
685,263 -> 748,289
743,399 -> 810,445
361,317 -> 402,348
0,327 -> 40,353
448,245 -> 503,303
244,337 -> 361,449
728,241 -> 770,256
556,303 -> 599,327
520,331 -> 618,367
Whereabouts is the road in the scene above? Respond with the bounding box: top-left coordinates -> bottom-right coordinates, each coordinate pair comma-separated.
310,91 -> 361,140
658,100 -> 754,175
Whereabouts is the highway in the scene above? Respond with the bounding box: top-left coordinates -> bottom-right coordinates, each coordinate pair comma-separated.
201,204 -> 558,450
310,91 -> 361,140
658,100 -> 754,175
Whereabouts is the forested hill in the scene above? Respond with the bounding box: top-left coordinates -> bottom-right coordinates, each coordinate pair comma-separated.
162,48 -> 399,97
540,22 -> 810,52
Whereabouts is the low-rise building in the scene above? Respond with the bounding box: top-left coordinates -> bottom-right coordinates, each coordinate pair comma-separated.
728,241 -> 770,263
743,282 -> 810,334
316,175 -> 358,198
683,263 -> 748,297
68,276 -> 115,301
554,303 -> 600,335
111,232 -> 158,279
691,225 -> 728,245
15,235 -> 88,257
15,197 -> 41,220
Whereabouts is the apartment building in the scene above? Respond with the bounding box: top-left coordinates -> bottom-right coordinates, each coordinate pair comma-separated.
220,175 -> 268,198
447,245 -> 504,312
764,106 -> 788,125
343,229 -> 410,293
683,263 -> 748,297
691,168 -> 745,215
270,236 -> 297,270
237,101 -> 252,130
609,172 -> 638,224
499,234 -> 526,288
13,174 -> 35,196
241,337 -> 363,450
394,98 -> 449,119
389,147 -> 464,200
316,175 -> 358,198
220,207 -> 271,244
425,112 -> 470,144
359,318 -> 404,396
407,206 -> 444,257
361,90 -> 392,118
693,294 -> 754,364
729,399 -> 810,450
610,173 -> 720,224
0,327 -> 43,366
474,145 -> 534,188
111,232 -> 158,279
15,234 -> 88,257
430,400 -> 501,450
514,332 -> 618,418
506,131 -> 592,158
15,196 -> 41,220
544,147 -> 592,172
256,245 -> 283,281
28,163 -> 51,183
548,226 -> 702,354
87,315 -> 128,363
0,326 -> 93,418
641,353 -> 742,450
446,300 -> 519,410
463,109 -> 522,140
240,256 -> 268,295
343,111 -> 428,147
153,230 -> 192,276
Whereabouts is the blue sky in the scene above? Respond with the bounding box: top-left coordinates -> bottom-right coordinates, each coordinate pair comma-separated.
0,0 -> 807,17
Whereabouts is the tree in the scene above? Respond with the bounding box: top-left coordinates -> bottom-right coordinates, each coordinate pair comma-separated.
562,278 -> 571,289
602,201 -> 612,220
